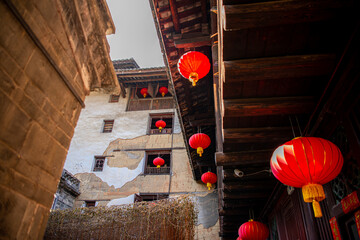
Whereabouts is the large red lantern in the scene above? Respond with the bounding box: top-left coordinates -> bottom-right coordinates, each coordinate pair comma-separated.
140,88 -> 148,98
238,220 -> 269,240
159,87 -> 168,97
270,137 -> 343,218
201,171 -> 217,190
155,120 -> 166,132
189,133 -> 211,157
178,51 -> 210,86
153,157 -> 165,168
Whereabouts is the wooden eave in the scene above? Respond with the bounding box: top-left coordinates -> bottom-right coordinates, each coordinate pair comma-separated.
214,0 -> 359,239
150,0 -> 216,180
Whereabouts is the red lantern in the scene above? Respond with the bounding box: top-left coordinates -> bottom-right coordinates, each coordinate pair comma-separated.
155,120 -> 166,132
159,87 -> 168,97
153,157 -> 165,168
140,88 -> 148,98
178,51 -> 210,86
189,133 -> 211,157
238,220 -> 269,240
201,171 -> 217,190
270,137 -> 343,218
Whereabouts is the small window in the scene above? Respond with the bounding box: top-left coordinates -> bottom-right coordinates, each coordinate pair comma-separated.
134,193 -> 169,202
149,114 -> 173,134
93,156 -> 105,172
85,201 -> 96,207
109,94 -> 120,103
144,151 -> 171,175
102,120 -> 114,133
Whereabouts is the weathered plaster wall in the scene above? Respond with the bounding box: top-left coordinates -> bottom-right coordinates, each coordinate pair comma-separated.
64,91 -> 219,238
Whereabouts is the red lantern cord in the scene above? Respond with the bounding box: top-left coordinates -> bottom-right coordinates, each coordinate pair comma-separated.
270,137 -> 343,218
201,171 -> 217,190
178,51 -> 210,86
189,133 -> 211,157
153,157 -> 165,168
159,87 -> 168,97
238,220 -> 269,240
155,120 -> 166,132
140,88 -> 148,98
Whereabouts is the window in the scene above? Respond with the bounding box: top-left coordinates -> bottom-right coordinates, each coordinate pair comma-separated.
144,151 -> 171,175
85,200 -> 96,207
109,94 -> 120,103
127,87 -> 173,111
102,120 -> 114,133
148,113 -> 173,134
93,156 -> 105,172
134,193 -> 169,202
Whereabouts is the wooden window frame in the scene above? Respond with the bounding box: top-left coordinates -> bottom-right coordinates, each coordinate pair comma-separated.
134,193 -> 169,202
93,156 -> 105,172
85,200 -> 96,207
109,94 -> 120,103
147,113 -> 174,135
143,150 -> 171,175
102,119 -> 114,133
126,87 -> 174,111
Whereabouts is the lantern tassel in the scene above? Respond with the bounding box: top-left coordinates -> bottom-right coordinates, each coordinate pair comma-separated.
197,147 -> 204,157
143,93 -> 147,98
312,200 -> 323,218
157,165 -> 160,168
206,182 -> 212,190
159,127 -> 162,132
189,72 -> 199,86
162,92 -> 165,97
302,183 -> 326,218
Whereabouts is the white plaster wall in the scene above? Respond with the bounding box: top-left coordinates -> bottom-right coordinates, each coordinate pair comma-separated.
64,90 -> 183,190
107,194 -> 135,206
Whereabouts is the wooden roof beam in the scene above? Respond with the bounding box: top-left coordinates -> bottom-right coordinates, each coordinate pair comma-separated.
224,96 -> 315,117
174,36 -> 211,48
119,77 -> 169,84
216,150 -> 272,166
224,127 -> 293,143
223,191 -> 269,200
222,0 -> 350,31
224,54 -> 335,82
169,0 -> 180,33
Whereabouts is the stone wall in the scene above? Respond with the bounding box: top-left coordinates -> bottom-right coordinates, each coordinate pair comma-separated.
51,169 -> 80,210
0,0 -> 117,238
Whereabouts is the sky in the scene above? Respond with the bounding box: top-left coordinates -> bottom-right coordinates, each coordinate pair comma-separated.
106,0 -> 165,68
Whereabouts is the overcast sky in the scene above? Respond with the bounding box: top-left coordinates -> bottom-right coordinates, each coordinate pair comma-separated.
106,0 -> 165,68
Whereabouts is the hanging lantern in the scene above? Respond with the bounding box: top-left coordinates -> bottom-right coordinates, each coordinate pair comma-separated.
153,157 -> 165,168
140,88 -> 148,98
189,133 -> 211,157
177,51 -> 211,86
159,87 -> 168,97
238,220 -> 269,240
270,137 -> 343,218
155,120 -> 166,132
201,171 -> 217,190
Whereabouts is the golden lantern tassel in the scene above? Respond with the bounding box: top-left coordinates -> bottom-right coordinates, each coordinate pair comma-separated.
189,72 -> 199,86
143,93 -> 147,98
302,183 -> 326,218
159,126 -> 162,132
197,147 -> 203,157
312,200 -> 323,218
157,165 -> 160,168
207,182 -> 212,190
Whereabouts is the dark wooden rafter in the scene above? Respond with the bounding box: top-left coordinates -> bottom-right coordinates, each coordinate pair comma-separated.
224,127 -> 293,143
224,54 -> 336,82
224,96 -> 315,117
223,191 -> 270,199
169,0 -> 180,33
216,150 -> 272,166
223,0 -> 351,31
174,36 -> 211,48
223,180 -> 277,191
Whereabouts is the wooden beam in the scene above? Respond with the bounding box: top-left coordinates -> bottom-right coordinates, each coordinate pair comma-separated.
223,191 -> 269,199
219,208 -> 249,216
224,54 -> 335,82
119,77 -> 169,84
224,96 -> 315,117
169,0 -> 180,33
224,127 -> 293,143
223,180 -> 277,191
223,0 -> 349,31
174,36 -> 211,48
117,72 -> 168,78
216,150 -> 272,166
